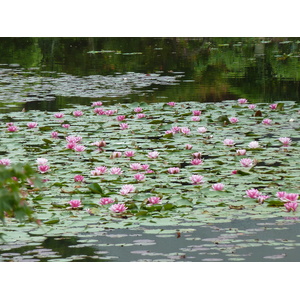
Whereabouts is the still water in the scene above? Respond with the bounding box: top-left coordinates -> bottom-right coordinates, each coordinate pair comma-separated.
1,37 -> 300,261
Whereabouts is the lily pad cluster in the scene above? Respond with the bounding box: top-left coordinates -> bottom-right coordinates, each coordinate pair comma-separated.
1,98 -> 300,245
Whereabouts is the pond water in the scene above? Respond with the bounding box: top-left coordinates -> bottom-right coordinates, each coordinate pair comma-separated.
1,37 -> 300,262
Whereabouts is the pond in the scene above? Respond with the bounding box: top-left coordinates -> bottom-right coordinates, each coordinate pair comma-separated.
1,37 -> 300,262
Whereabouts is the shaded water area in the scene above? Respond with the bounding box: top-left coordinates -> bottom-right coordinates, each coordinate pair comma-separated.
1,37 -> 300,262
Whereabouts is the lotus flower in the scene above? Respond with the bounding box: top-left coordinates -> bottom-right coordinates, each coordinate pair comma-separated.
74,145 -> 86,152
62,124 -> 70,129
91,166 -> 107,176
136,113 -> 146,119
257,195 -> 269,204
94,107 -> 105,115
190,174 -> 204,185
284,202 -> 298,212
38,165 -> 50,173
7,125 -> 18,132
229,117 -> 239,123
73,110 -> 83,117
130,163 -> 142,170
279,137 -> 291,146
191,116 -> 200,121
119,123 -> 129,130
54,113 -> 64,118
120,184 -> 135,195
197,127 -> 207,133
110,167 -> 123,175
238,98 -> 248,104
181,127 -> 191,135
212,183 -> 225,191
192,110 -> 201,116
124,151 -> 135,157
262,118 -> 272,125
141,164 -> 150,170
223,139 -> 235,146
110,203 -> 127,213
148,151 -> 159,159
66,142 -> 77,150
236,149 -> 247,156
91,101 -> 102,107
191,159 -> 203,165
74,175 -> 85,182
99,198 -> 114,205
66,136 -> 82,143
147,196 -> 161,205
69,199 -> 82,208
51,131 -> 58,138
248,104 -> 256,109
168,167 -> 180,174
116,115 -> 126,121
285,193 -> 299,202
269,103 -> 277,110
27,122 -> 38,129
0,158 -> 11,166
246,189 -> 261,199
240,158 -> 254,167
36,158 -> 48,165
134,173 -> 145,181
276,191 -> 287,200
248,141 -> 260,148
134,107 -> 143,113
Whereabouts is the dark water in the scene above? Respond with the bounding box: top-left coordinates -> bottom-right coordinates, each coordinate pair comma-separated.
1,37 -> 300,113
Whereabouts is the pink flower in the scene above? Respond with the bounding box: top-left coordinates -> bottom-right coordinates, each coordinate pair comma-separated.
73,110 -> 83,117
181,127 -> 190,135
248,141 -> 260,148
91,101 -> 103,107
168,167 -> 180,174
66,136 -> 82,143
141,164 -> 150,170
136,113 -> 146,119
171,126 -> 181,134
130,163 -> 142,170
190,174 -> 204,185
134,173 -> 145,181
38,165 -> 50,173
277,191 -> 287,200
27,122 -> 38,129
167,102 -> 176,106
262,118 -> 272,125
94,107 -> 105,115
279,137 -> 292,146
238,98 -> 248,104
62,124 -> 70,129
229,117 -> 239,123
0,158 -> 11,166
7,125 -> 18,132
248,104 -> 256,109
36,158 -> 48,165
124,151 -> 135,157
54,113 -> 64,118
285,193 -> 299,202
191,159 -> 203,165
116,115 -> 126,121
147,196 -> 161,205
246,189 -> 261,199
110,203 -> 127,213
110,167 -> 123,175
99,197 -> 114,205
91,166 -> 107,176
185,144 -> 193,150
269,103 -> 277,110
91,140 -> 106,148
105,110 -> 116,116
6,122 -> 14,127
119,123 -> 129,130
110,151 -> 122,159
236,149 -> 247,156
257,195 -> 270,204
69,199 -> 82,208
66,142 -> 77,150
192,110 -> 201,116
197,127 -> 207,133
74,175 -> 85,182
284,202 -> 298,212
212,183 -> 225,191
192,152 -> 202,159
191,116 -> 200,121
51,131 -> 58,138
148,151 -> 159,159
223,139 -> 235,146
134,107 -> 143,113
240,158 -> 254,167
120,184 -> 135,195
74,145 -> 86,152
231,170 -> 238,174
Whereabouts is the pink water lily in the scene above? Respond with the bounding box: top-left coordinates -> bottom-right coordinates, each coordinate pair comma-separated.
185,144 -> 193,150
238,98 -> 248,104
248,104 -> 256,109
191,116 -> 200,121
134,107 -> 143,113
73,110 -> 83,117
147,196 -> 161,205
91,140 -> 106,148
262,118 -> 272,125
276,191 -> 287,200
284,202 -> 298,212
0,158 -> 11,166
110,151 -> 122,159
168,167 -> 180,174
279,137 -> 292,146
284,193 -> 299,202
119,123 -> 129,130
66,135 -> 82,143
190,174 -> 204,185
192,152 -> 202,159
116,115 -> 126,121
38,165 -> 50,173
110,203 -> 127,213
269,103 -> 277,110
66,142 -> 77,150
124,151 -> 135,157
257,195 -> 270,204
51,131 -> 58,138
236,149 -> 247,156
36,158 -> 48,165
191,159 -> 203,165
246,189 -> 261,199
223,139 -> 235,146
110,167 -> 123,175
69,199 -> 82,208
148,151 -> 159,159
192,110 -> 201,116
240,158 -> 254,167
167,102 -> 176,106
141,164 -> 150,170
136,113 -> 146,119
120,184 -> 135,195
212,183 -> 225,191
91,166 -> 107,176
74,175 -> 85,182
229,117 -> 239,123
197,127 -> 207,133
62,124 -> 70,129
130,163 -> 142,170
99,198 -> 115,205
27,122 -> 38,129
181,127 -> 191,135
94,107 -> 105,115
134,173 -> 145,181
74,145 -> 86,152
7,125 -> 18,132
91,101 -> 102,107
54,113 -> 64,118
248,141 -> 260,148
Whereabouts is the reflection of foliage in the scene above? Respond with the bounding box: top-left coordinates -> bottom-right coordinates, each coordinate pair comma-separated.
0,164 -> 42,223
